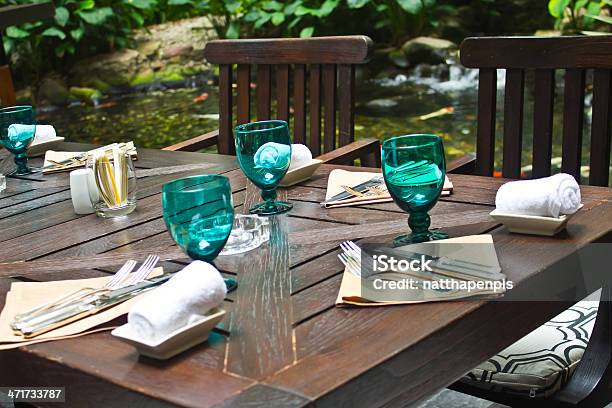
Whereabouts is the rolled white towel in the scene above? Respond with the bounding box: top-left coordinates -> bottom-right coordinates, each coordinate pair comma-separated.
33,125 -> 57,143
127,261 -> 226,343
495,173 -> 581,218
288,143 -> 313,170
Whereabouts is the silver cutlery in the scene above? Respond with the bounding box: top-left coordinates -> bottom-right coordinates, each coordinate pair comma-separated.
12,259 -> 137,325
12,255 -> 159,334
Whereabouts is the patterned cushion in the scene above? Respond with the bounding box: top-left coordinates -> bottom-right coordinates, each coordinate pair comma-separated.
461,300 -> 599,398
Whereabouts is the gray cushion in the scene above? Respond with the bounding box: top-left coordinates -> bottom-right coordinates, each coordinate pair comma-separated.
461,300 -> 599,398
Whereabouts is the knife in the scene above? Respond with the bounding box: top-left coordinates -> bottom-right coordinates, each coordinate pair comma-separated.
322,176 -> 384,204
16,274 -> 173,338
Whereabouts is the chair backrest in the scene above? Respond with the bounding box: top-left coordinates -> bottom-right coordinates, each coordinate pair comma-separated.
204,36 -> 373,156
460,36 -> 612,186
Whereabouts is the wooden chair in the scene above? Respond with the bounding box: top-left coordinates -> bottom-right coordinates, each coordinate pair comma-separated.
163,36 -> 381,167
0,2 -> 55,107
449,36 -> 612,407
451,36 -> 612,187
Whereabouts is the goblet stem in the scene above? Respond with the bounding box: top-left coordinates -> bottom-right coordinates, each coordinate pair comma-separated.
13,152 -> 31,175
408,211 -> 431,243
261,188 -> 277,212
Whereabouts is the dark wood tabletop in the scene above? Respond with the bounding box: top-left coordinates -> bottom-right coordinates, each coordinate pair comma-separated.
0,142 -> 610,407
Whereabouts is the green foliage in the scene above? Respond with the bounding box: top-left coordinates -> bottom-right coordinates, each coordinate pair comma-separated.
547,0 -> 611,32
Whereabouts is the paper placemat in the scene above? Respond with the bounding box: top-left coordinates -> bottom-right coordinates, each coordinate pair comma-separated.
0,267 -> 163,349
336,235 -> 503,306
323,169 -> 453,208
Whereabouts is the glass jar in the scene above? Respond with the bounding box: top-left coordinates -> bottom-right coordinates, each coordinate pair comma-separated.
87,150 -> 137,218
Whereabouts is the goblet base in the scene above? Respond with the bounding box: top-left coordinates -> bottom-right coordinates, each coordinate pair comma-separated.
8,167 -> 37,176
224,278 -> 238,293
249,200 -> 292,216
393,230 -> 449,246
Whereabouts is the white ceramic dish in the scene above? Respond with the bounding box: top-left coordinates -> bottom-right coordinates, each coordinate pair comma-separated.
111,308 -> 226,360
28,136 -> 65,157
279,159 -> 323,187
490,204 -> 583,236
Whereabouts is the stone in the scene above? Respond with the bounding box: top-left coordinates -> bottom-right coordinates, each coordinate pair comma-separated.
130,68 -> 157,86
161,45 -> 193,59
366,98 -> 399,109
401,36 -> 457,66
37,76 -> 70,106
70,48 -> 144,87
69,86 -> 102,103
388,48 -> 409,68
137,40 -> 160,58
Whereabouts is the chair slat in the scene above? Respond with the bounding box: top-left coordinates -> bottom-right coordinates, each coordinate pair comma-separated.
293,64 -> 306,144
309,64 -> 322,156
338,64 -> 355,147
322,64 -> 337,153
276,64 -> 290,122
561,69 -> 586,180
589,69 -> 612,186
256,65 -> 271,121
219,64 -> 235,155
237,64 -> 251,125
532,69 -> 555,178
475,68 -> 496,176
502,69 -> 525,178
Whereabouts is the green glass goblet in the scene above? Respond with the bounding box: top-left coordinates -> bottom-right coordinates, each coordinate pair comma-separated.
235,120 -> 293,216
0,106 -> 36,175
162,175 -> 237,292
382,134 -> 449,245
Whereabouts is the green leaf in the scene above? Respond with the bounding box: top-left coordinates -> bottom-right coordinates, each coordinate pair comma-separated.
319,0 -> 339,16
347,0 -> 369,8
6,26 -> 30,39
300,26 -> 314,37
70,27 -> 84,42
397,0 -> 423,14
127,0 -> 158,9
548,0 -> 571,18
591,14 -> 612,24
130,11 -> 145,26
263,1 -> 283,11
225,1 -> 241,13
254,13 -> 271,28
55,7 -> 70,27
271,11 -> 285,25
573,0 -> 588,12
78,7 -> 114,25
42,27 -> 67,39
78,0 -> 96,11
226,21 -> 239,39
169,0 -> 193,4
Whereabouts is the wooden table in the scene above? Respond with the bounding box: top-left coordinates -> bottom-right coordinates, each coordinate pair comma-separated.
0,143 -> 610,407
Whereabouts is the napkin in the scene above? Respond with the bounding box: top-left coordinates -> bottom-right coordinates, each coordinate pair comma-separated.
254,142 -> 291,170
0,267 -> 163,350
495,173 -> 581,218
32,125 -> 57,143
42,142 -> 137,174
288,143 -> 313,170
126,261 -> 226,343
323,169 -> 453,208
336,235 -> 505,306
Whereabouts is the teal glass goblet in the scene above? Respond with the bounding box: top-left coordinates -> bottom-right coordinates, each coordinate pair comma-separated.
382,134 -> 449,245
162,175 -> 237,291
235,120 -> 293,215
0,106 -> 36,175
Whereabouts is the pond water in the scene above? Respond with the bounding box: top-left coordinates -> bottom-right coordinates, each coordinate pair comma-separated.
40,62 -> 598,180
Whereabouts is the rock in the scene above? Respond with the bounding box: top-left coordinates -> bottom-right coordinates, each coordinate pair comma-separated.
161,45 -> 193,59
137,40 -> 160,58
388,48 -> 409,68
37,77 -> 70,106
366,98 -> 399,109
15,87 -> 34,105
69,86 -> 102,103
130,68 -> 157,86
70,48 -> 145,87
401,36 -> 457,66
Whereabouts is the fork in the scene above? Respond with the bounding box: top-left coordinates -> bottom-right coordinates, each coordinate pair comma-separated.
13,259 -> 137,323
12,255 -> 160,331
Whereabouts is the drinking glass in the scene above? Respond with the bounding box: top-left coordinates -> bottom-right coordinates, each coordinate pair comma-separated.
162,175 -> 237,291
382,134 -> 448,245
0,106 -> 36,175
235,120 -> 292,215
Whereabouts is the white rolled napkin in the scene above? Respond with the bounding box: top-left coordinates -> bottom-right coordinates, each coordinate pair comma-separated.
127,261 -> 226,343
495,173 -> 581,218
70,168 -> 99,214
33,125 -> 57,143
289,143 -> 313,170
